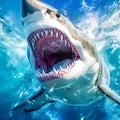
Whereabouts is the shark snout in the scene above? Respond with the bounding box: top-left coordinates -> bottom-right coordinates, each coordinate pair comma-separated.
22,0 -> 38,18
22,0 -> 58,18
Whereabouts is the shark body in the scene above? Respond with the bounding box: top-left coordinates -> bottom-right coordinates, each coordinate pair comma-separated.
13,0 -> 120,112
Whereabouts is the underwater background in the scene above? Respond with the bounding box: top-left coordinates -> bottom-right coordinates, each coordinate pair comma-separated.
0,0 -> 120,120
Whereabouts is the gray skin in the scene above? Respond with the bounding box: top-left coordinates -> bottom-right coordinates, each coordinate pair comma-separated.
13,0 -> 120,112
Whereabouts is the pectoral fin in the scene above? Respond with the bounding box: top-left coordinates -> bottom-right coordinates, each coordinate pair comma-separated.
98,83 -> 120,105
13,88 -> 55,112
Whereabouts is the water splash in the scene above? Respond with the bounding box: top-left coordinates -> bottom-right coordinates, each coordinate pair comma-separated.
0,18 -> 41,120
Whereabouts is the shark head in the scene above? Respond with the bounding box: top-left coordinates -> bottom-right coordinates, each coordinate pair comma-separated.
23,0 -> 101,86
21,0 -> 120,106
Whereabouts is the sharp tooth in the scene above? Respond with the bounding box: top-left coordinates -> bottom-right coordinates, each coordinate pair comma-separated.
60,66 -> 63,71
67,65 -> 69,69
42,70 -> 46,76
51,31 -> 53,36
69,64 -> 72,68
36,33 -> 39,38
45,30 -> 48,36
65,40 -> 67,46
68,43 -> 71,47
31,40 -> 36,50
41,32 -> 44,36
34,35 -> 37,39
61,35 -> 63,42
39,73 -> 43,77
56,32 -> 58,38
36,71 -> 43,77
53,67 -> 57,74
32,38 -> 35,43
67,65 -> 70,70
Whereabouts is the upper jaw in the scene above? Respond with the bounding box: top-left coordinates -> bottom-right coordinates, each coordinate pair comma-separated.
23,10 -> 84,54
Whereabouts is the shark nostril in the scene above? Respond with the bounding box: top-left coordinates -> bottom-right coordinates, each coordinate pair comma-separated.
46,9 -> 52,14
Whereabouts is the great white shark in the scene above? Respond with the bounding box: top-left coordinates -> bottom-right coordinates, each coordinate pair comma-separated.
13,0 -> 120,112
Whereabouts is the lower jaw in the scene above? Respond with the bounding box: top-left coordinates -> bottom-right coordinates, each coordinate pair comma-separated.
37,67 -> 72,82
37,59 -> 77,82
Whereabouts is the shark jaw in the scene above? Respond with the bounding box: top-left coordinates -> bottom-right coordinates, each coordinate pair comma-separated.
28,27 -> 83,82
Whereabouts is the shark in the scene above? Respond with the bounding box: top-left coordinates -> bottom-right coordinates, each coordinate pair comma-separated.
13,0 -> 120,112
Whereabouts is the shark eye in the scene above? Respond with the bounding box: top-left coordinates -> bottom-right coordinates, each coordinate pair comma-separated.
56,13 -> 60,18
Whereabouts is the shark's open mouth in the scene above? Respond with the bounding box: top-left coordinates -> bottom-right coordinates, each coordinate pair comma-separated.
28,28 -> 82,81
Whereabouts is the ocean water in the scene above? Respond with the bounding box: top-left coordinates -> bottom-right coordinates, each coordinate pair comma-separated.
0,0 -> 120,120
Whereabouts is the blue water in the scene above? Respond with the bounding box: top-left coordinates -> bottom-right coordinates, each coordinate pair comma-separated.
0,0 -> 120,120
